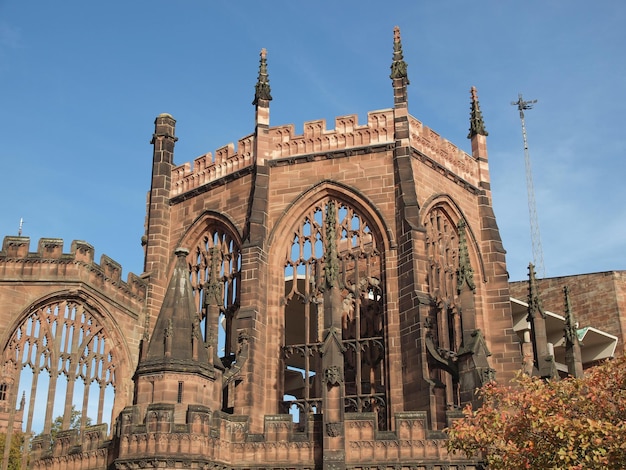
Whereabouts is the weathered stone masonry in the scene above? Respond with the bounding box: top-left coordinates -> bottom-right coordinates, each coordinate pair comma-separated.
0,28 -> 529,470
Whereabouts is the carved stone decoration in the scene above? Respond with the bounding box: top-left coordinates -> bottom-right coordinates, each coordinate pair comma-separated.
325,422 -> 343,437
480,367 -> 496,384
563,285 -> 584,378
192,315 -> 200,340
426,207 -> 458,307
320,326 -> 347,357
324,200 -> 340,290
390,26 -> 409,82
563,286 -> 578,346
281,196 -> 387,428
188,224 -> 241,360
324,365 -> 343,386
222,328 -> 250,388
527,263 -> 546,321
238,328 -> 250,347
0,362 -> 16,385
252,48 -> 272,105
468,86 -> 488,138
526,263 -> 558,379
203,246 -> 223,307
456,219 -> 475,293
424,207 -> 466,425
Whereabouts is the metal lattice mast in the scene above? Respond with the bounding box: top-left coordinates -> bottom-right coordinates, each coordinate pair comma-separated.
512,94 -> 545,278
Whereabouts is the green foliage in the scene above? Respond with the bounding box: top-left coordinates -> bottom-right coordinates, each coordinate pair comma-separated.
49,405 -> 91,439
0,432 -> 25,470
36,405 -> 93,445
446,355 -> 626,469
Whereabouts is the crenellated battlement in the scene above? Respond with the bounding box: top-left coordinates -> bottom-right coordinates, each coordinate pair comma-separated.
172,134 -> 255,196
169,110 -> 396,197
408,115 -> 479,186
169,109 -> 481,199
0,236 -> 147,300
30,424 -> 111,469
269,110 -> 394,158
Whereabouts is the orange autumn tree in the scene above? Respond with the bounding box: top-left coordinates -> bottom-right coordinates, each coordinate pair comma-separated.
447,355 -> 626,469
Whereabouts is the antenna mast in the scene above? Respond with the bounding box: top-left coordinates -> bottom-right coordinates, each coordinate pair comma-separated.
512,93 -> 545,278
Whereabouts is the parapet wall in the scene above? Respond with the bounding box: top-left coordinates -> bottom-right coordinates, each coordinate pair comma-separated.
408,115 -> 479,187
99,406 -> 473,469
172,134 -> 255,196
30,405 -> 476,469
0,236 -> 147,301
269,110 -> 394,158
170,109 -> 480,198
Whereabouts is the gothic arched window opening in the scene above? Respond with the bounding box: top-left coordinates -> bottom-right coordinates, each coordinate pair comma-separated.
281,197 -> 387,429
425,208 -> 461,417
1,298 -> 116,437
188,227 -> 241,365
424,207 -> 482,429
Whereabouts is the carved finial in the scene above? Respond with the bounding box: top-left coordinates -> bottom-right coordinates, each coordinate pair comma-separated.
390,26 -> 409,83
253,48 -> 272,105
563,286 -> 577,346
527,263 -> 544,321
468,86 -> 488,138
456,219 -> 475,292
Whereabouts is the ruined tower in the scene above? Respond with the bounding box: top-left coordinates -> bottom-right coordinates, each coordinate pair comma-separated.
0,28 -> 523,470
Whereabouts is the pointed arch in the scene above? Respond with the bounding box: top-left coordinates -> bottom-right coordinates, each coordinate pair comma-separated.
269,180 -> 394,255
0,290 -> 131,437
419,194 -> 491,426
176,211 -> 243,379
268,181 -> 394,430
420,194 -> 486,283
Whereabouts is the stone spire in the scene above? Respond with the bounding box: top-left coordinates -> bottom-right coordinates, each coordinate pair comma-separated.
563,286 -> 584,378
468,86 -> 488,138
389,26 -> 409,84
389,25 -> 418,226
253,48 -> 272,162
136,247 -> 211,378
252,48 -> 272,105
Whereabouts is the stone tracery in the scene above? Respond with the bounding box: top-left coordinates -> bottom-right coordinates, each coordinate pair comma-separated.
424,207 -> 462,417
281,196 -> 387,428
187,225 -> 241,363
1,297 -> 116,437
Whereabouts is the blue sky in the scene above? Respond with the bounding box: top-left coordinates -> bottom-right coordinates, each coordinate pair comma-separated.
1,1 -> 625,282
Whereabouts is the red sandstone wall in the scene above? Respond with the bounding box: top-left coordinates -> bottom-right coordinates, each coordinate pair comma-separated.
0,237 -> 147,426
